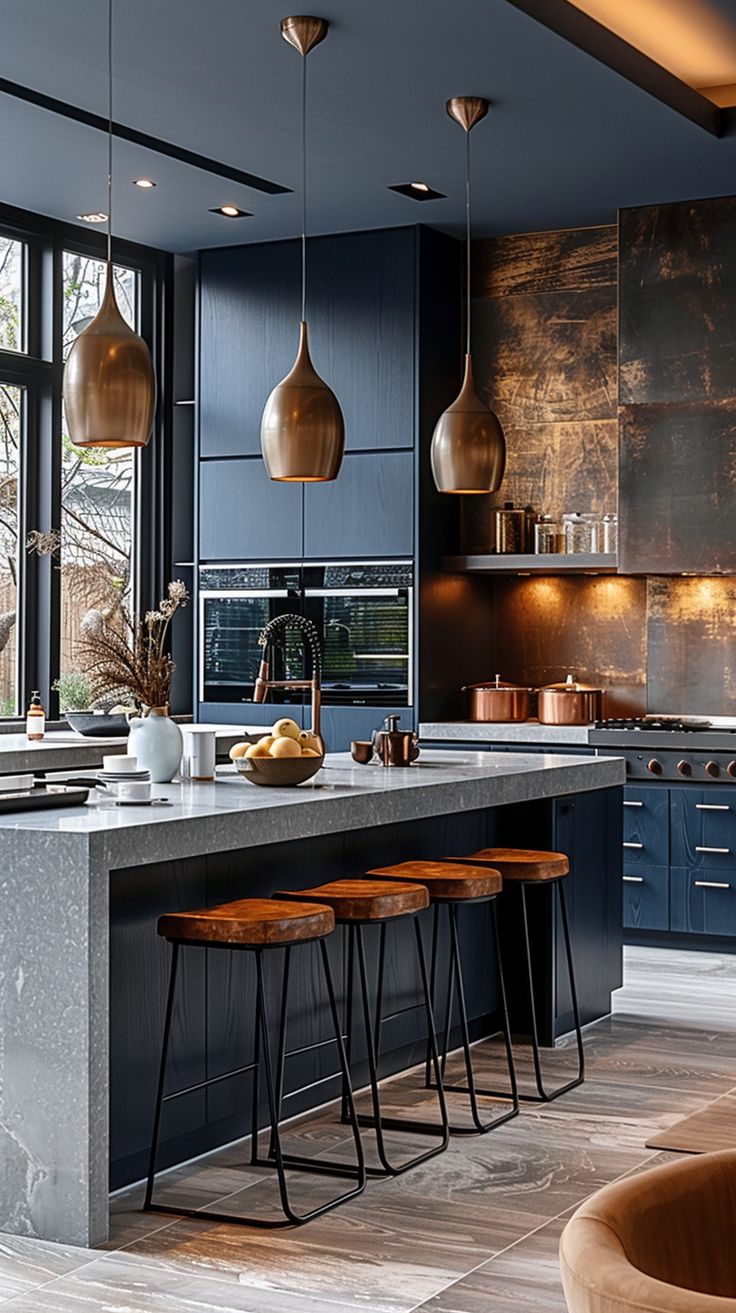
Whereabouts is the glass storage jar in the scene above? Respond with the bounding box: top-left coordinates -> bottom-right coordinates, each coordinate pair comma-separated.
534,515 -> 565,553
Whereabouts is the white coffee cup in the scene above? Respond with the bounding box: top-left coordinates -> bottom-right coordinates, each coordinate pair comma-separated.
181,729 -> 216,781
103,754 -> 138,774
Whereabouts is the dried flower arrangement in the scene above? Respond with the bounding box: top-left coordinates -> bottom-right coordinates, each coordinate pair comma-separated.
79,580 -> 189,712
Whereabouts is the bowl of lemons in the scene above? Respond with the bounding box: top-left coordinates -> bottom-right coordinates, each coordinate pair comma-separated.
229,718 -> 324,787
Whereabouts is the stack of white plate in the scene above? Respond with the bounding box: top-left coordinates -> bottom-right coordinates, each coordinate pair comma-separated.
97,761 -> 152,802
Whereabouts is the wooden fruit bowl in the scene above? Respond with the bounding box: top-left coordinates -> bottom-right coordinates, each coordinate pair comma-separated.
234,754 -> 324,787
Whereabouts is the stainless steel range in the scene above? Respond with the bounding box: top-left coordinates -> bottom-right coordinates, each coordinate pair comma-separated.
590,718 -> 736,784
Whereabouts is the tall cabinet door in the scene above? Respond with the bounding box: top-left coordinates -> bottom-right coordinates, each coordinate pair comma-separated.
304,451 -> 414,559
199,458 -> 303,561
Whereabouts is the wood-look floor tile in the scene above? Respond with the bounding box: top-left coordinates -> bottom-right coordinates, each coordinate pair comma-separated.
414,1215 -> 569,1313
0,1236 -> 95,1305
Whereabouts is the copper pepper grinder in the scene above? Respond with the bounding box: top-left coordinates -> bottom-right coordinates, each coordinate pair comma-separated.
372,715 -> 420,767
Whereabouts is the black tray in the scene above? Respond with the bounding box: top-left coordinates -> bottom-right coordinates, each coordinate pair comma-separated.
65,712 -> 130,738
0,785 -> 90,813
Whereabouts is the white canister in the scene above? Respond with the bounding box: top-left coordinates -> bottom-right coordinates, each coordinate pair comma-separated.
181,728 -> 217,781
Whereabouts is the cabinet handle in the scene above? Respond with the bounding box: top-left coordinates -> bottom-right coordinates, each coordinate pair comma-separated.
623,800 -> 643,808
623,841 -> 644,849
695,804 -> 730,812
623,875 -> 644,883
694,880 -> 731,890
695,845 -> 730,854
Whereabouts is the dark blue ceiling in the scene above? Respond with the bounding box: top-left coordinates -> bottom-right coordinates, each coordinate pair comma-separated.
2,0 -> 736,252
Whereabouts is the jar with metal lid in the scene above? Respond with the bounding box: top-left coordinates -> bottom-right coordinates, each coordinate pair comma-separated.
534,515 -> 565,554
602,513 -> 618,555
563,512 -> 593,553
495,502 -> 526,554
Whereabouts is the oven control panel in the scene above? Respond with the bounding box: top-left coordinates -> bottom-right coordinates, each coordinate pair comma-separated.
596,747 -> 736,783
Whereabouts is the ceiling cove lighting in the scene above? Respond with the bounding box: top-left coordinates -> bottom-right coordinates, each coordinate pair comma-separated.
209,204 -> 251,217
260,15 -> 345,484
133,177 -> 156,188
389,181 -> 447,201
63,0 -> 155,450
77,212 -> 108,223
430,97 -> 506,495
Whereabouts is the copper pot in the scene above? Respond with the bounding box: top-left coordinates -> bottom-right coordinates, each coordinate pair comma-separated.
537,674 -> 603,726
463,676 -> 532,723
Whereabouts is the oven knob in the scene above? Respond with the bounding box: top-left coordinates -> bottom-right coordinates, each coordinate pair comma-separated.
647,758 -> 663,776
705,760 -> 720,778
677,760 -> 692,777
728,761 -> 736,778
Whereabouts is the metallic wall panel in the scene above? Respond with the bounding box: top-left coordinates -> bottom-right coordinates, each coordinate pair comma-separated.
646,576 -> 736,716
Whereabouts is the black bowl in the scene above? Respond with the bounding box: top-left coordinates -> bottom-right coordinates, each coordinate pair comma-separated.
65,711 -> 130,738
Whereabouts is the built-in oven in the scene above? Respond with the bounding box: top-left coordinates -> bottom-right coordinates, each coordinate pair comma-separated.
199,565 -> 303,705
303,562 -> 413,707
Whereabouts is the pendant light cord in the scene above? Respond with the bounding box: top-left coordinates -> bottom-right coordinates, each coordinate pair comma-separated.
465,128 -> 471,356
301,50 -> 308,322
107,0 -> 113,267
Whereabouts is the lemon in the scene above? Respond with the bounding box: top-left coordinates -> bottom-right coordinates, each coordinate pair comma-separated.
301,748 -> 320,758
298,730 -> 321,753
272,717 -> 301,741
229,741 -> 250,760
245,740 -> 270,758
269,736 -> 301,758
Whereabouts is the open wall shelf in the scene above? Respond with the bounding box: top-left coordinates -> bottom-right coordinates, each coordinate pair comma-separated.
442,553 -> 618,575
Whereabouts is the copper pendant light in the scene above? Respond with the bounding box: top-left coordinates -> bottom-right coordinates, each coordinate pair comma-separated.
430,97 -> 506,494
260,16 -> 345,483
63,0 -> 155,450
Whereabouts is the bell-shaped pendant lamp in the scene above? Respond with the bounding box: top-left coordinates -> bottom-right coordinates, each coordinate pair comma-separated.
260,16 -> 344,483
63,0 -> 155,449
430,97 -> 506,494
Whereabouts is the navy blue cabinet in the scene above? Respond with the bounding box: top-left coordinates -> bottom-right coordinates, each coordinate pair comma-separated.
622,786 -> 669,866
671,787 -> 736,871
199,458 -> 302,561
671,866 -> 736,937
623,865 -> 669,932
199,229 -> 415,459
304,450 -> 413,559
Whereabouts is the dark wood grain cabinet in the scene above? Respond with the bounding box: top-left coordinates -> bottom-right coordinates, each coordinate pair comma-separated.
199,457 -> 303,561
199,228 -> 415,460
303,450 -> 414,559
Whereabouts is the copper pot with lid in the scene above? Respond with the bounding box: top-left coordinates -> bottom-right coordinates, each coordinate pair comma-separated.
537,673 -> 603,726
463,675 -> 532,723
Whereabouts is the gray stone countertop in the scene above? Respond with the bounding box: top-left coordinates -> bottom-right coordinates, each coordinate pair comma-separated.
0,724 -> 264,776
0,749 -> 624,870
419,721 -> 593,745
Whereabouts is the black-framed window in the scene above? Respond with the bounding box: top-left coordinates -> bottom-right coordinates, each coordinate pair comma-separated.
0,202 -> 172,719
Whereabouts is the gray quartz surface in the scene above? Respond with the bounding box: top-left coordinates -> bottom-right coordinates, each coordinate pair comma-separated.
420,721 -> 593,745
0,749 -> 624,871
0,724 -> 263,775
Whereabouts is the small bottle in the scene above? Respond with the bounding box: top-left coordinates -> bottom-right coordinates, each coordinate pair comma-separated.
26,690 -> 45,741
495,501 -> 526,554
522,504 -> 537,553
602,513 -> 618,555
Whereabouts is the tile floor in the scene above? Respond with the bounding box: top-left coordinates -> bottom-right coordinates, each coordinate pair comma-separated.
2,945 -> 735,1312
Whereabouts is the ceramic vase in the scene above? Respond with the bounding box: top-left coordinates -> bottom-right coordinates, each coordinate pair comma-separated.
127,706 -> 182,783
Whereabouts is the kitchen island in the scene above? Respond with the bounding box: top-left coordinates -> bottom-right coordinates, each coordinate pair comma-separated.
0,749 -> 624,1246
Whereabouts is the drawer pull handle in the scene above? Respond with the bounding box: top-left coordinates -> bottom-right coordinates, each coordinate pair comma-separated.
695,846 -> 731,854
623,841 -> 644,849
695,804 -> 730,812
623,875 -> 644,883
694,880 -> 731,890
623,800 -> 643,808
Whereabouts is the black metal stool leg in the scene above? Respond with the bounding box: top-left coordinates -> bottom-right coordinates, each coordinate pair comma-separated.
250,946 -> 263,1164
340,924 -> 355,1124
143,942 -> 179,1210
424,902 -> 440,1088
518,880 -> 585,1102
268,945 -> 292,1160
354,918 -> 449,1175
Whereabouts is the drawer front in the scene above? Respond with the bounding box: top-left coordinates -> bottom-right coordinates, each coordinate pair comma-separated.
671,787 -> 736,870
622,786 -> 669,866
671,866 -> 736,937
622,864 -> 669,932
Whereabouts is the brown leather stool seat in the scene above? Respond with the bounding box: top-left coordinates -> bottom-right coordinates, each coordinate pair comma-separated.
461,847 -> 570,883
145,896 -> 365,1227
366,859 -> 517,1135
446,845 -> 582,1104
278,879 -> 428,922
278,877 -> 449,1176
366,860 -> 502,901
159,897 -> 335,946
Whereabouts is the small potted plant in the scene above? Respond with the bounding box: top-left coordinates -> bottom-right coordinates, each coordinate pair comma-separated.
79,580 -> 188,781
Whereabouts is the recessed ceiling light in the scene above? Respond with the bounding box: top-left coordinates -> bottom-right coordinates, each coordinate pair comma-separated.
134,178 -> 156,188
210,204 -> 252,218
388,182 -> 447,202
77,212 -> 108,223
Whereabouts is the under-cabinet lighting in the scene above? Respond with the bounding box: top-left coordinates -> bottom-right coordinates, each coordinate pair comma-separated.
134,178 -> 156,188
77,212 -> 108,223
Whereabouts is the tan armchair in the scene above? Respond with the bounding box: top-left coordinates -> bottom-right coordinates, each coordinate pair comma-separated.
560,1149 -> 736,1312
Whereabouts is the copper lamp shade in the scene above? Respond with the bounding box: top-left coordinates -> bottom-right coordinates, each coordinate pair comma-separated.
261,321 -> 344,481
430,354 -> 505,494
430,95 -> 506,495
64,267 -> 155,449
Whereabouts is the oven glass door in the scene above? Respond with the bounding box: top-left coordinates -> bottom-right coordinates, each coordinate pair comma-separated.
303,563 -> 412,707
199,566 -> 303,705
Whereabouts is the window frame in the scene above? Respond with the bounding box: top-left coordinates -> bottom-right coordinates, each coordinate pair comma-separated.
0,201 -> 172,721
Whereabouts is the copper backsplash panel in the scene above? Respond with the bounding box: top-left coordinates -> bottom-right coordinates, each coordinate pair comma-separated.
647,577 -> 736,715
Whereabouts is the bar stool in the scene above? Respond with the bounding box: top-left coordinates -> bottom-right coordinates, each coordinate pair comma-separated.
144,898 -> 366,1227
366,861 -> 519,1135
453,848 -> 584,1102
277,879 -> 450,1176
